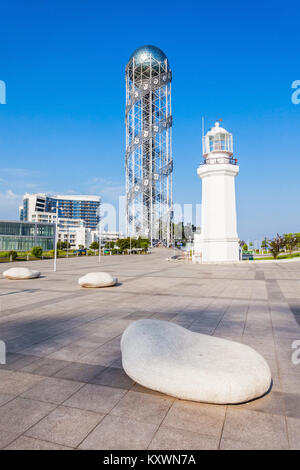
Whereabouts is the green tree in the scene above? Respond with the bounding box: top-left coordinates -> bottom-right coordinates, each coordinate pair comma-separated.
31,246 -> 43,258
242,243 -> 248,251
268,234 -> 285,259
283,233 -> 298,254
261,238 -> 268,252
173,222 -> 185,241
90,241 -> 99,251
183,223 -> 193,240
296,233 -> 300,250
117,238 -> 130,252
105,241 -> 115,249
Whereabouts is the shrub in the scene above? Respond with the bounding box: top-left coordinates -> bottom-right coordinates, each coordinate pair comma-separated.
137,237 -> 150,249
31,246 -> 43,258
8,250 -> 18,260
57,241 -> 70,250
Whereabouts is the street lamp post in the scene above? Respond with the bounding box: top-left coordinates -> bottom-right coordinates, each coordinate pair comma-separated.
98,206 -> 101,264
98,227 -> 101,264
66,227 -> 69,258
54,203 -> 58,272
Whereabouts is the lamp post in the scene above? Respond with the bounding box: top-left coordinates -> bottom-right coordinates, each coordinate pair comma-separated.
66,226 -> 69,258
54,203 -> 58,272
98,206 -> 101,264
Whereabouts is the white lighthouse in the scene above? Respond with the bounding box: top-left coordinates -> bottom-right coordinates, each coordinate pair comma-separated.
196,121 -> 239,263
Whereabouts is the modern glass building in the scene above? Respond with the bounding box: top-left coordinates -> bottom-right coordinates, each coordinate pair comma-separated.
20,194 -> 101,230
0,221 -> 55,251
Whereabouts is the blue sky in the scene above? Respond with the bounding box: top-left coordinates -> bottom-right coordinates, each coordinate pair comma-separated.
0,0 -> 299,242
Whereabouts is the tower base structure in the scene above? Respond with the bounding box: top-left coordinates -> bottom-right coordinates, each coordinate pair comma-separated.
201,237 -> 240,263
196,161 -> 240,264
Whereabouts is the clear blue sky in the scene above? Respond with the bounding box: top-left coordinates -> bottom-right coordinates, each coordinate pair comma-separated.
0,0 -> 299,243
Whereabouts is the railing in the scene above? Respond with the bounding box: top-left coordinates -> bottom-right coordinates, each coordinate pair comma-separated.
200,157 -> 238,166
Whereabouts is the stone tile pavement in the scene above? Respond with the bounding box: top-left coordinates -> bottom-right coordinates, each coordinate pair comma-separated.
0,249 -> 300,450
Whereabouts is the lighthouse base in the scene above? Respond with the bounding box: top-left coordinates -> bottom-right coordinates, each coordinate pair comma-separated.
201,237 -> 240,264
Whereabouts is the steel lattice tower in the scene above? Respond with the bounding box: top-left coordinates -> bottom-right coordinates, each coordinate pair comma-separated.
125,45 -> 173,246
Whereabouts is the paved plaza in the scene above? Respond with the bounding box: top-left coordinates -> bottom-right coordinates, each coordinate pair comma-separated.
0,249 -> 300,450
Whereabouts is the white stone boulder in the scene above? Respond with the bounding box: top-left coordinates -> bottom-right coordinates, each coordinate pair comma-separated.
121,319 -> 272,404
3,267 -> 41,280
78,272 -> 117,288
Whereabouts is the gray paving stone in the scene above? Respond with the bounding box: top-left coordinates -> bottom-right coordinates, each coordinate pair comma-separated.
221,408 -> 289,450
148,425 -> 219,450
110,390 -> 174,425
0,393 -> 15,406
0,353 -> 40,371
21,377 -> 84,404
163,400 -> 226,437
79,414 -> 158,450
228,391 -> 286,416
54,362 -> 104,383
26,405 -> 103,448
0,370 -> 44,395
21,357 -> 70,376
64,383 -> 126,413
0,397 -> 56,434
91,366 -> 134,389
0,430 -> 23,450
5,435 -> 73,450
286,417 -> 300,450
280,374 -> 300,395
283,392 -> 300,420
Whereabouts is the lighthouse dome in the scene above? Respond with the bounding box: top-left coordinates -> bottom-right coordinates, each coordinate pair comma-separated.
206,121 -> 230,136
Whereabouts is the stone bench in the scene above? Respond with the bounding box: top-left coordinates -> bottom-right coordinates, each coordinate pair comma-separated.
3,267 -> 41,280
121,319 -> 272,404
78,272 -> 117,288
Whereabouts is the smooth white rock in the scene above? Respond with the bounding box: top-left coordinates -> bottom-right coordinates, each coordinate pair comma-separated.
3,267 -> 41,280
78,272 -> 117,288
121,319 -> 272,404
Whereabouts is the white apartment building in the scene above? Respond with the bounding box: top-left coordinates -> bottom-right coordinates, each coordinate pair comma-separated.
58,224 -> 92,249
19,193 -> 101,250
90,231 -> 124,246
20,193 -> 101,229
